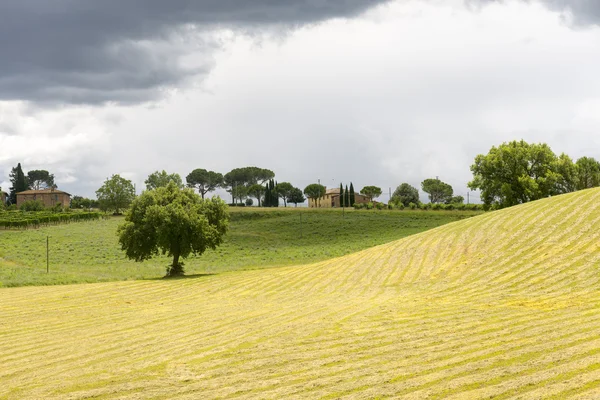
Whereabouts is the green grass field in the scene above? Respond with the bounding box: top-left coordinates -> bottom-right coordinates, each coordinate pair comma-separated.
2,191 -> 600,399
0,207 -> 475,287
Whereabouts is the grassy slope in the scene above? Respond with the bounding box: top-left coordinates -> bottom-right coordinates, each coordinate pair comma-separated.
2,190 -> 600,398
0,208 -> 474,287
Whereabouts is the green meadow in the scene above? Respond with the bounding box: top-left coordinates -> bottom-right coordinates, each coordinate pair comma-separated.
0,207 -> 477,287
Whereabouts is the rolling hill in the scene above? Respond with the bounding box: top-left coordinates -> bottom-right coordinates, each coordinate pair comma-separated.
1,189 -> 600,399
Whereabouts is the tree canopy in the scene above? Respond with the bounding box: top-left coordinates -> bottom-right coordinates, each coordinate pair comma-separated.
468,140 -> 577,208
145,170 -> 183,191
118,182 -> 229,276
96,174 -> 136,215
224,167 -> 274,204
392,183 -> 419,206
27,170 -> 55,190
304,183 -> 326,203
287,187 -> 305,207
421,178 -> 453,204
186,169 -> 223,199
247,183 -> 266,206
360,186 -> 382,202
276,182 -> 294,207
575,157 -> 600,190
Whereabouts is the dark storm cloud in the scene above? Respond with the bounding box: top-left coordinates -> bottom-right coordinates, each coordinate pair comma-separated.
0,0 -> 389,105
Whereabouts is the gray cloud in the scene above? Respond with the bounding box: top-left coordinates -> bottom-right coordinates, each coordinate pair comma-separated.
474,0 -> 600,25
0,1 -> 389,105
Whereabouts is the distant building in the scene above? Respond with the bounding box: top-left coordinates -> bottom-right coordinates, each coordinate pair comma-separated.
0,190 -> 7,205
16,189 -> 71,208
307,188 -> 371,208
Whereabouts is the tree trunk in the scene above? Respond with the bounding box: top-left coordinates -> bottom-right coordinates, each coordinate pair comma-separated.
167,250 -> 184,276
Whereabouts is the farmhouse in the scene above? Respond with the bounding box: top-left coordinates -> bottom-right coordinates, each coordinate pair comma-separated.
16,189 -> 71,208
307,188 -> 371,208
0,190 -> 7,204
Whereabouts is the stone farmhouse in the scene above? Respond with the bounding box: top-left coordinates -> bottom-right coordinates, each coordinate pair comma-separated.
307,188 -> 371,208
0,190 -> 7,205
16,189 -> 71,208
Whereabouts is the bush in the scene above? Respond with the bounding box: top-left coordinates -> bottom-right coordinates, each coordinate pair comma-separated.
408,202 -> 417,210
353,203 -> 364,210
366,202 -> 374,210
245,198 -> 254,206
20,200 -> 45,212
432,203 -> 442,210
397,203 -> 405,210
376,202 -> 386,210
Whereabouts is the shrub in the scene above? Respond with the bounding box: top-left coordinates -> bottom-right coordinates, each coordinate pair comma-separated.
354,203 -> 364,210
397,203 -> 405,210
245,198 -> 254,206
20,200 -> 45,212
445,203 -> 454,211
408,202 -> 417,210
366,202 -> 374,210
376,202 -> 386,210
432,203 -> 442,210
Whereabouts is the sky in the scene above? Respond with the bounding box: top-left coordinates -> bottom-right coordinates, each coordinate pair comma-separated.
2,0 -> 600,203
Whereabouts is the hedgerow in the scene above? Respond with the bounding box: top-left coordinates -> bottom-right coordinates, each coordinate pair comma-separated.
0,211 -> 101,230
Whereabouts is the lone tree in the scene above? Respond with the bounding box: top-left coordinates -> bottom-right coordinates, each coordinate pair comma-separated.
287,187 -> 305,207
96,174 -> 136,215
360,186 -> 382,202
27,170 -> 55,190
421,178 -> 453,204
392,183 -> 419,206
304,183 -> 326,207
145,170 -> 184,190
118,182 -> 229,277
186,169 -> 224,199
8,163 -> 28,204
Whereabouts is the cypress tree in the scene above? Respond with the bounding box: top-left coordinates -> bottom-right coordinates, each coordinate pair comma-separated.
264,181 -> 269,207
9,163 -> 28,205
339,183 -> 344,207
345,185 -> 349,207
350,182 -> 356,206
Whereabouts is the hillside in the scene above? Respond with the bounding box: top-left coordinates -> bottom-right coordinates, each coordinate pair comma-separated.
0,208 -> 474,287
2,189 -> 600,398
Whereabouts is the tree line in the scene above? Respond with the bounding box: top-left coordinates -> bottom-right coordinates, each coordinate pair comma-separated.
7,140 -> 597,213
91,167 -> 308,215
468,140 -> 600,209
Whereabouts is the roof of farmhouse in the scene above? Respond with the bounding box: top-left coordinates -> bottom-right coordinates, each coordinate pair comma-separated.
17,189 -> 71,196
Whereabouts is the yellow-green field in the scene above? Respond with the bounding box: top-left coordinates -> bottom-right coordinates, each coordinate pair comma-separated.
2,189 -> 600,399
